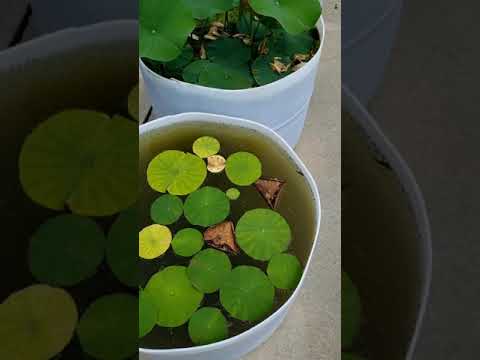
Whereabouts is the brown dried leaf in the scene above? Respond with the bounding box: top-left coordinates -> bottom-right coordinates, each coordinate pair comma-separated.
293,53 -> 310,62
258,39 -> 269,55
207,155 -> 226,174
255,178 -> 286,209
211,21 -> 225,29
270,58 -> 290,74
204,34 -> 218,41
204,221 -> 239,255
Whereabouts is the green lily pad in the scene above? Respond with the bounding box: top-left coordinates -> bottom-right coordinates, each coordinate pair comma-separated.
225,152 -> 262,186
226,188 -> 241,200
127,84 -> 139,121
77,294 -> 137,360
183,60 -> 211,84
147,150 -> 207,195
29,214 -> 105,286
184,187 -> 230,227
198,62 -> 253,90
249,0 -> 321,35
172,228 -> 204,257
207,38 -> 250,66
107,208 -> 139,287
342,353 -> 367,360
193,136 -> 221,158
139,289 -> 157,338
19,110 -> 137,216
188,249 -> 232,293
140,0 -> 196,62
163,45 -> 194,78
188,308 -> 228,345
252,54 -> 292,86
139,224 -> 172,259
267,253 -> 302,289
184,0 -> 235,19
236,208 -> 291,261
145,266 -> 204,327
150,194 -> 184,225
0,285 -> 77,360
342,271 -> 362,349
220,266 -> 274,321
269,28 -> 315,56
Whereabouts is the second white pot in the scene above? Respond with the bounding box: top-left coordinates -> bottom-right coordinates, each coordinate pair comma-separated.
140,18 -> 326,148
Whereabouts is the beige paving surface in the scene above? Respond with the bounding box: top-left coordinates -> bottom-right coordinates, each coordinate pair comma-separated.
140,2 -> 341,358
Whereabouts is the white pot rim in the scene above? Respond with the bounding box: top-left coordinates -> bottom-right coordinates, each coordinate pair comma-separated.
139,16 -> 325,95
139,112 -> 322,355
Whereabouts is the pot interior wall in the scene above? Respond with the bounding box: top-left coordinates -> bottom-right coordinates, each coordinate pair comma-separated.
139,120 -> 317,349
342,113 -> 424,359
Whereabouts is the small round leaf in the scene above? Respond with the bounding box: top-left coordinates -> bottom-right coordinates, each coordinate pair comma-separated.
188,249 -> 232,293
139,289 -> 157,338
220,266 -> 274,321
226,188 -> 240,200
267,253 -> 302,289
188,308 -> 228,345
184,187 -> 230,227
139,224 -> 172,259
226,152 -> 262,186
193,136 -> 220,158
150,194 -> 184,225
236,208 -> 292,261
172,228 -> 204,257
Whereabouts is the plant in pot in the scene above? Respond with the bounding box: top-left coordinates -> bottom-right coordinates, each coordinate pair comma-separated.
139,113 -> 321,360
139,0 -> 324,147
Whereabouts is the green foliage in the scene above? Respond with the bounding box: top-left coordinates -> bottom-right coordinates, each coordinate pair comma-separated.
252,54 -> 292,86
188,249 -> 232,293
184,0 -> 236,19
139,289 -> 157,338
226,187 -> 241,200
236,208 -> 292,261
77,294 -> 137,360
226,152 -> 262,186
207,38 -> 251,66
183,60 -> 212,83
220,266 -> 274,321
0,285 -> 77,360
19,110 -> 137,216
184,186 -> 231,227
237,12 -> 269,40
164,45 -> 194,78
172,228 -> 204,257
193,136 -> 221,158
188,308 -> 228,345
342,271 -> 362,349
269,28 -> 315,56
150,194 -> 184,225
29,214 -> 105,286
198,62 -> 254,89
267,253 -> 302,289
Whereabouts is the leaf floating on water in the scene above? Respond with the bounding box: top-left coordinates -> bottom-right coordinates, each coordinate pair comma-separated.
187,249 -> 232,293
225,152 -> 262,186
193,136 -> 221,158
139,224 -> 172,259
267,253 -> 302,290
204,221 -> 239,255
226,188 -> 241,200
184,187 -> 230,227
255,177 -> 286,209
207,155 -> 226,173
172,228 -> 204,257
188,307 -> 228,345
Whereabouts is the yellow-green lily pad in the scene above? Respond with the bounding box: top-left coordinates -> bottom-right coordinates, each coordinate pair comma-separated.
139,224 -> 172,260
192,136 -> 221,158
225,152 -> 262,186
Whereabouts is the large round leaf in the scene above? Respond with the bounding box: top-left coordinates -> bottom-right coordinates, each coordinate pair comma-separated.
342,271 -> 362,349
183,60 -> 211,84
249,0 -> 322,35
267,253 -> 302,289
184,187 -> 230,227
140,0 -> 196,62
207,38 -> 250,66
29,214 -> 105,286
187,249 -> 232,293
225,152 -> 262,186
107,208 -> 139,287
252,54 -> 292,86
77,294 -> 137,360
220,266 -> 274,321
145,266 -> 204,327
188,308 -> 228,345
0,285 -> 77,360
139,289 -> 157,338
268,28 -> 315,56
147,150 -> 207,195
184,0 -> 235,19
150,194 -> 184,225
198,63 -> 253,90
19,110 -> 137,216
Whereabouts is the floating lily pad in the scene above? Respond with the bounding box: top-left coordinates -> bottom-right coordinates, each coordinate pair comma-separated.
188,308 -> 228,345
150,194 -> 184,225
0,285 -> 77,360
184,187 -> 230,227
77,294 -> 137,360
184,0 -> 235,19
164,45 -> 194,78
198,62 -> 253,90
236,208 -> 291,261
29,214 -> 105,286
107,208 -> 139,287
140,0 -> 196,62
139,224 -> 172,259
252,54 -> 292,86
183,60 -> 211,83
127,84 -> 139,121
145,266 -> 204,327
220,266 -> 274,321
19,110 -> 137,216
172,228 -> 204,257
342,271 -> 362,349
188,249 -> 232,293
139,289 -> 157,338
147,150 -> 207,195
226,188 -> 240,200
225,152 -> 262,186
207,38 -> 250,66
193,136 -> 221,158
249,0 -> 321,35
267,253 -> 302,290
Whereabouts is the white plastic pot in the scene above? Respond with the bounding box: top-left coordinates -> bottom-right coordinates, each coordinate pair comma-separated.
140,18 -> 326,148
139,113 -> 322,360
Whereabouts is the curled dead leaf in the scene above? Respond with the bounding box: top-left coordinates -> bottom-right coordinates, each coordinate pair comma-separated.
258,39 -> 269,55
255,178 -> 286,209
204,34 -> 218,41
204,221 -> 239,255
200,44 -> 207,59
207,155 -> 226,174
211,21 -> 225,29
271,58 -> 291,74
293,53 -> 311,62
